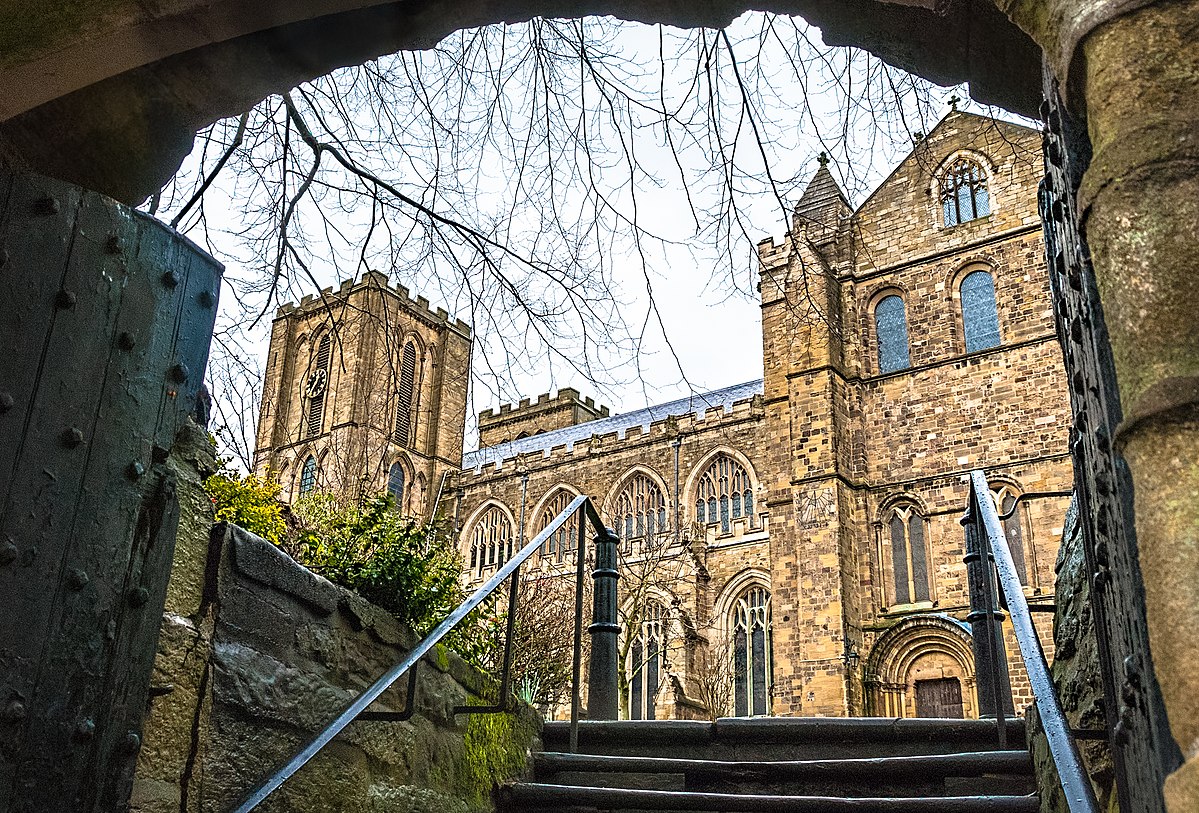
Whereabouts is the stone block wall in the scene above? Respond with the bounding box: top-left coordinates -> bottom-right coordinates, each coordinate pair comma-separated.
456,392 -> 772,719
254,270 -> 471,519
132,429 -> 536,813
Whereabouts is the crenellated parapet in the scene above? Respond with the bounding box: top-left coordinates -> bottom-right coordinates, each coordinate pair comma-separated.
464,381 -> 764,476
275,269 -> 471,337
477,386 -> 610,448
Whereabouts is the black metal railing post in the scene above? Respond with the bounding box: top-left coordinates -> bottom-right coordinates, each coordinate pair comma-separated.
587,525 -> 621,720
964,470 -> 1099,813
962,486 -> 1015,722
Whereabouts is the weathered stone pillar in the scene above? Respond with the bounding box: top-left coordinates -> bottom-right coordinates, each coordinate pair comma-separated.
1072,4 -> 1199,809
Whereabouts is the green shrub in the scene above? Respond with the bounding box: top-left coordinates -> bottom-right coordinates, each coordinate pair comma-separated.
204,469 -> 287,545
291,493 -> 465,637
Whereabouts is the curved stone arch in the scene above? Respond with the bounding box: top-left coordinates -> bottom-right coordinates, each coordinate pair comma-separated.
273,456 -> 291,487
383,452 -> 414,509
865,614 -> 977,719
875,493 -> 934,608
682,446 -> 759,515
985,475 -> 1039,589
875,491 -> 929,523
459,499 -> 516,572
862,285 -> 915,375
711,567 -> 771,639
601,464 -> 672,527
530,482 -> 582,526
928,148 -> 999,194
947,260 -> 1005,355
927,148 -> 999,229
292,448 -> 321,499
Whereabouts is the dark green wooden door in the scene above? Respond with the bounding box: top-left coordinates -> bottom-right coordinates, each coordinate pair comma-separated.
0,162 -> 221,811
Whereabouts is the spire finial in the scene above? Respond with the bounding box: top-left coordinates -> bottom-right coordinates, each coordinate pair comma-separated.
949,94 -> 961,111
817,151 -> 829,167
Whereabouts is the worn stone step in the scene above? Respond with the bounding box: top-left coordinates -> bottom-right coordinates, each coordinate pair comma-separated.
542,717 -> 1026,761
533,750 -> 1035,797
496,782 -> 1041,812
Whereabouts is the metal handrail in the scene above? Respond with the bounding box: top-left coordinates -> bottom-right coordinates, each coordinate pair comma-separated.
231,494 -> 619,812
963,470 -> 1099,813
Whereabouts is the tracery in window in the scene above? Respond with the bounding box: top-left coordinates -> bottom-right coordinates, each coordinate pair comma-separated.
875,295 -> 911,373
387,462 -> 406,507
991,485 -> 1029,585
538,489 -> 578,562
732,586 -> 772,717
887,505 -> 930,605
469,504 -> 513,576
613,473 -> 668,547
695,455 -> 754,533
395,341 -> 418,447
940,157 -> 990,226
305,333 -> 331,438
299,455 -> 318,497
628,602 -> 666,720
961,270 -> 1001,353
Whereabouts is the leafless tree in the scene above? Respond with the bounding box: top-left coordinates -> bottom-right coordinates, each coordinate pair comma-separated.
142,15 -> 962,468
691,632 -> 735,721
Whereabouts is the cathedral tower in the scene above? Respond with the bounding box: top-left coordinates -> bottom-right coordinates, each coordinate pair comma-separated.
253,271 -> 471,519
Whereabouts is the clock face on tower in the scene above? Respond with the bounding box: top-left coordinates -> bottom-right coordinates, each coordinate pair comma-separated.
305,368 -> 328,398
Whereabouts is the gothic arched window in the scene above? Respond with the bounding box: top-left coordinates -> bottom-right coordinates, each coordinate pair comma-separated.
628,602 -> 666,720
940,157 -> 990,226
961,270 -> 1001,353
395,341 -> 418,447
538,489 -> 578,562
695,455 -> 754,533
387,462 -> 406,507
470,504 -> 513,576
991,485 -> 1029,585
875,295 -> 911,373
733,587 -> 772,717
299,455 -> 318,497
305,333 -> 332,438
887,505 -> 930,605
613,473 -> 668,547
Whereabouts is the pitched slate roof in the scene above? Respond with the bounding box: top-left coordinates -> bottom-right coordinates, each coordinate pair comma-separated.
463,379 -> 764,472
794,163 -> 850,225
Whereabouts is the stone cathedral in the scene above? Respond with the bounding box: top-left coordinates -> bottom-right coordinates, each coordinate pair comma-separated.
254,110 -> 1073,722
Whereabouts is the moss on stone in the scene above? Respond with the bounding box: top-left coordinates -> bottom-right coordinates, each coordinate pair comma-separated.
458,706 -> 535,809
434,643 -> 451,672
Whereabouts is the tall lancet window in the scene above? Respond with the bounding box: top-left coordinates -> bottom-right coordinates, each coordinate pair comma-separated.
991,484 -> 1030,585
395,341 -> 418,447
614,473 -> 668,548
695,455 -> 754,533
874,295 -> 911,373
470,504 -> 512,576
299,455 -> 318,497
628,602 -> 666,720
940,157 -> 990,226
387,462 -> 406,508
733,586 -> 772,717
888,505 -> 930,605
961,270 -> 1001,353
305,333 -> 332,438
538,489 -> 578,562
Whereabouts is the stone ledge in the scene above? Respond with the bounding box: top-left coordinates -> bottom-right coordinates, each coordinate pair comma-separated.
225,522 -> 339,617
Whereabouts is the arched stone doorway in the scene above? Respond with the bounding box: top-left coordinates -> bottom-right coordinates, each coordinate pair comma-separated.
864,615 -> 976,720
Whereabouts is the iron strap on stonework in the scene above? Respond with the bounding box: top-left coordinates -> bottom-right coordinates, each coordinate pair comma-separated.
963,470 -> 1099,813
231,494 -> 620,813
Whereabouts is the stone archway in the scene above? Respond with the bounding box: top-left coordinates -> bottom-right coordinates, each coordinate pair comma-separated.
864,615 -> 977,720
1,1 -> 1198,810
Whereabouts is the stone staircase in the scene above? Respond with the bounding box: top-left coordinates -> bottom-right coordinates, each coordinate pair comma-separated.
496,717 -> 1039,812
